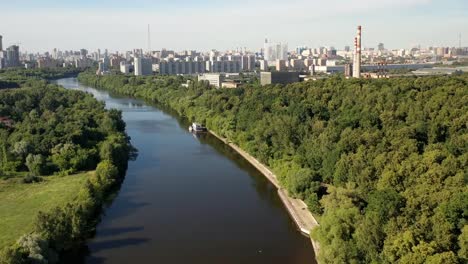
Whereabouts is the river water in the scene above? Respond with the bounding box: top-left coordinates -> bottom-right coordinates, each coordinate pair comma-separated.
55,77 -> 316,264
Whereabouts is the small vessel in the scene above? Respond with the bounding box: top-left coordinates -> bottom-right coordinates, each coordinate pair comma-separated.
189,122 -> 207,132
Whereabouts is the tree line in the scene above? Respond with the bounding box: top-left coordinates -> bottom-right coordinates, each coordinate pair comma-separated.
0,68 -> 81,85
78,72 -> 467,264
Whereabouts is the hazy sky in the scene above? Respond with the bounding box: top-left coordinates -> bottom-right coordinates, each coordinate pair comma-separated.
1,0 -> 467,53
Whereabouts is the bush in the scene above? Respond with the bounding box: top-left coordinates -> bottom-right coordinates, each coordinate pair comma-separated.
22,175 -> 43,184
94,160 -> 119,193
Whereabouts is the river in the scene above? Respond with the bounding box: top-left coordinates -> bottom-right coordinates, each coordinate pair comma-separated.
55,77 -> 316,264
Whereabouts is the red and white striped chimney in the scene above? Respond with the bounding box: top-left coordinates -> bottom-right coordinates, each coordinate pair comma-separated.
353,25 -> 362,78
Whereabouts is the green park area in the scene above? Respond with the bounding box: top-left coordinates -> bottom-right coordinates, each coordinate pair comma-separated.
0,172 -> 91,250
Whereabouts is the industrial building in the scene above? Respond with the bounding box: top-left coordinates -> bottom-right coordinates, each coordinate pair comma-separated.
198,73 -> 224,88
260,72 -> 300,86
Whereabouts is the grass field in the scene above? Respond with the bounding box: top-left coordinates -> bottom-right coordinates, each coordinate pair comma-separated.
0,172 -> 92,249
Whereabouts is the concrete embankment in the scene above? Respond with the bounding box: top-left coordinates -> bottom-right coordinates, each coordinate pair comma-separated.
208,130 -> 320,259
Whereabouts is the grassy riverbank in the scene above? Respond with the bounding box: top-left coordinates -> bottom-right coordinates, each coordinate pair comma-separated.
0,172 -> 90,249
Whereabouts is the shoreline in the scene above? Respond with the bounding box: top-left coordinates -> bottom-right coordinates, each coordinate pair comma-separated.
208,130 -> 321,260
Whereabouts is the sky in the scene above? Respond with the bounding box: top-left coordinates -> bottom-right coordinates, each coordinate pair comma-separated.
0,0 -> 467,53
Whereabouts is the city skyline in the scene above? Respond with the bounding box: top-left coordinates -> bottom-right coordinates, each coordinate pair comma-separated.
1,0 -> 467,52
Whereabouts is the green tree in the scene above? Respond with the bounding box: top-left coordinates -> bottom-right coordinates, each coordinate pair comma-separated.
11,141 -> 31,161
25,154 -> 46,176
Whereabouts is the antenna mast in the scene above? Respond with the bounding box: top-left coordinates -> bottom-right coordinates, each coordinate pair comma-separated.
459,33 -> 462,49
147,24 -> 151,53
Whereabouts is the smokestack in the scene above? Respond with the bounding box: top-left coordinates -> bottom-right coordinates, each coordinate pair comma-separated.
0,35 -> 2,51
353,25 -> 362,78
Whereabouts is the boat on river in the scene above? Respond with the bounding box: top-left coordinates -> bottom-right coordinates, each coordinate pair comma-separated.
189,122 -> 207,132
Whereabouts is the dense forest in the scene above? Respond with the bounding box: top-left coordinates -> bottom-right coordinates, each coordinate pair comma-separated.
79,72 -> 467,264
0,69 -> 132,263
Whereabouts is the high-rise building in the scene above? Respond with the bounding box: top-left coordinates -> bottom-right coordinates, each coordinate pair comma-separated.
134,57 -> 152,76
264,39 -> 288,63
276,59 -> 287,71
436,47 -> 446,57
211,60 -> 241,73
304,59 -> 314,68
120,61 -> 130,74
6,45 -> 20,67
344,64 -> 353,77
80,49 -> 88,59
290,59 -> 305,71
327,49 -> 337,57
0,52 -> 5,69
102,56 -> 110,71
159,60 -> 206,75
96,62 -> 105,75
378,43 -> 385,51
75,58 -> 93,69
296,46 -> 308,55
240,55 -> 255,71
0,36 -> 4,69
53,48 -> 58,59
259,60 -> 268,71
37,57 -> 59,68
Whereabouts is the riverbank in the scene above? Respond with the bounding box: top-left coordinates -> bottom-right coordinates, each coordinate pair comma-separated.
208,130 -> 320,258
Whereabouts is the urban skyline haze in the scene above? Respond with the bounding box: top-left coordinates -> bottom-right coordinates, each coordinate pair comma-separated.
1,0 -> 467,52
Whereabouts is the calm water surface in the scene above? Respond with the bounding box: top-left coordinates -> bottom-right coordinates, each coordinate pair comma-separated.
55,77 -> 316,264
